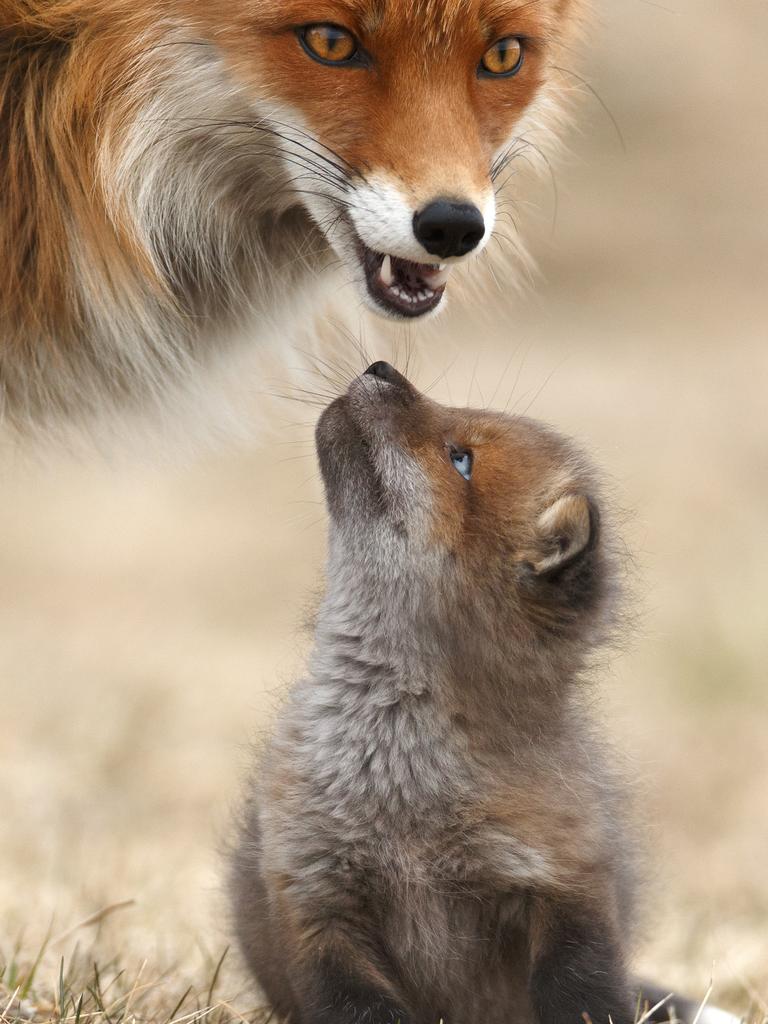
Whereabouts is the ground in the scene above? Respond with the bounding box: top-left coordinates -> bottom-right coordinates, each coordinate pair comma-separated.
1,1 -> 766,1022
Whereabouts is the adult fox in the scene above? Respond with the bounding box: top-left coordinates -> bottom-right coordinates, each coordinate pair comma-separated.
0,0 -> 582,426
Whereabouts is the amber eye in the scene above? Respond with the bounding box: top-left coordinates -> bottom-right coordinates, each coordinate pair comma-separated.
299,24 -> 359,65
480,36 -> 524,77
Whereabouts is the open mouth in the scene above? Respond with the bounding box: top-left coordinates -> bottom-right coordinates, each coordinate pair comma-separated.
357,242 -> 450,318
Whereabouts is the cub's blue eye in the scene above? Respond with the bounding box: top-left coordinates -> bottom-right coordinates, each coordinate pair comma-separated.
450,448 -> 473,481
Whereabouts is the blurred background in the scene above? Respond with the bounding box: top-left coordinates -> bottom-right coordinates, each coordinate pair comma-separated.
1,0 -> 766,1015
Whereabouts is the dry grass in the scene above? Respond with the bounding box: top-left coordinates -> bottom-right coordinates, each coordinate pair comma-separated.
0,917 -> 268,1024
1,920 -> 765,1024
1,1 -> 766,1022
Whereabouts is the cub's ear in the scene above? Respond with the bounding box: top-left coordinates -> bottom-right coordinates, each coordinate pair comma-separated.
529,493 -> 599,577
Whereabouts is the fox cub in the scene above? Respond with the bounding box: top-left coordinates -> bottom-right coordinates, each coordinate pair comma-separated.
228,361 -> 655,1024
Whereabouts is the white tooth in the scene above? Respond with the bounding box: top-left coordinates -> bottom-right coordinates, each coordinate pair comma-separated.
379,254 -> 394,287
417,290 -> 429,301
422,266 -> 451,289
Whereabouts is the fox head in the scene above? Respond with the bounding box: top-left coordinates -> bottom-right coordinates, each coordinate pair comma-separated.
0,0 -> 586,428
179,0 -> 584,320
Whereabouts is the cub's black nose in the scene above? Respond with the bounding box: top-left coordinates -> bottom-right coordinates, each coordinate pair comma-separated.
413,200 -> 485,259
365,361 -> 398,382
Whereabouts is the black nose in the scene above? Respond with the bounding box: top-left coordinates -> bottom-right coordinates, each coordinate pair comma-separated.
365,361 -> 398,383
413,200 -> 485,259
